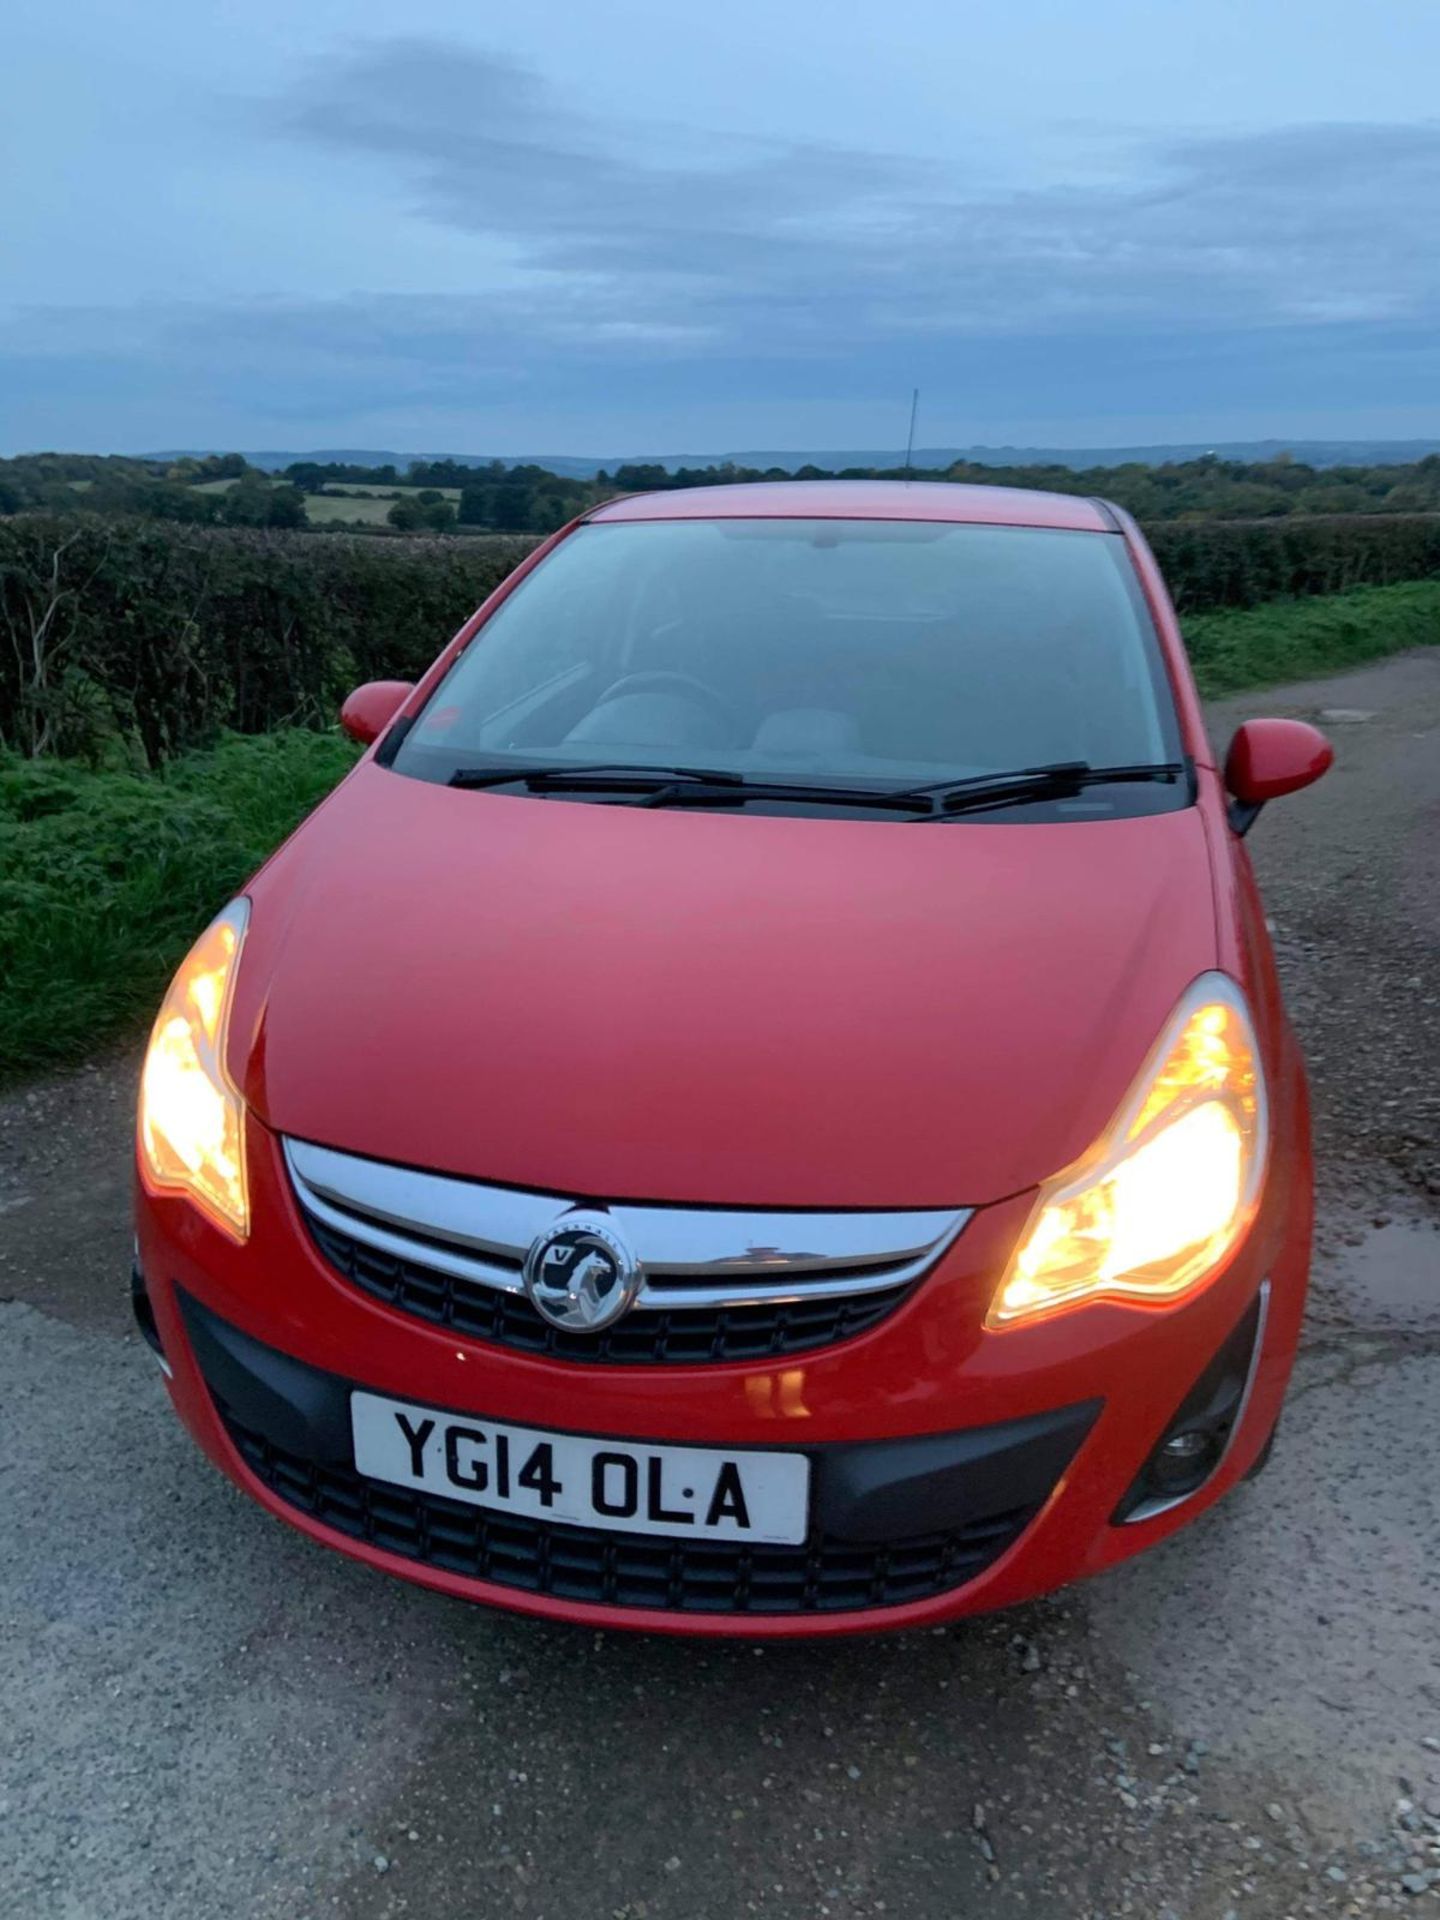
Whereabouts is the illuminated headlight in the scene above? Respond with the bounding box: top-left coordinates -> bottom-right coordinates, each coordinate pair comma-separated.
989,974 -> 1267,1327
139,899 -> 250,1239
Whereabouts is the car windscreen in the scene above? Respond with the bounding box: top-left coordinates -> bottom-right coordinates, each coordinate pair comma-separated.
392,517 -> 1186,815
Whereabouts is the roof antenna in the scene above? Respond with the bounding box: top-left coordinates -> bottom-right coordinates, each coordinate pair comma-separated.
902,387 -> 919,479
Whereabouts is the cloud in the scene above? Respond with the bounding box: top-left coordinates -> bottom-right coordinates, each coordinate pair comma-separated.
6,34 -> 1440,449
272,38 -> 1440,351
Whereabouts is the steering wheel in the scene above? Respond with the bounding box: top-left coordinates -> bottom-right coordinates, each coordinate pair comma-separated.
593,670 -> 745,739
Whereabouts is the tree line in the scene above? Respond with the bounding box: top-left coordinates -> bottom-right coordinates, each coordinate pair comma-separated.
0,453 -> 309,527
5,447 -> 1440,537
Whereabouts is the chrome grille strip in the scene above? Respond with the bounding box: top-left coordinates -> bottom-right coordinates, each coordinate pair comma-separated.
293,1180 -> 528,1296
288,1141 -> 543,1267
284,1137 -> 969,1312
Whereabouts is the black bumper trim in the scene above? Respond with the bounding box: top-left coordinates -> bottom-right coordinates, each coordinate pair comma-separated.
1112,1286 -> 1267,1523
131,1262 -> 166,1361
177,1290 -> 1099,1614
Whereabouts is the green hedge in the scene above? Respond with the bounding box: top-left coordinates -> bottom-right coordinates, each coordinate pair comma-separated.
0,517 -> 536,765
1145,513 -> 1440,613
2,511 -> 1439,765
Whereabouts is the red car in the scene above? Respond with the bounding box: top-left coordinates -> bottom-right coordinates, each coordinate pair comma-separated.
134,480 -> 1333,1637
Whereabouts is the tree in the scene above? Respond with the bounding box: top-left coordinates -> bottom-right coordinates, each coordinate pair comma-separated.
266,486 -> 309,529
283,463 -> 330,494
612,463 -> 671,490
457,484 -> 496,527
222,473 -> 279,527
487,483 -> 533,529
387,497 -> 455,533
408,459 -> 476,490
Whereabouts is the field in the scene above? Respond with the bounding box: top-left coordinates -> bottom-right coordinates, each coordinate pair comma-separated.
300,491 -> 399,524
186,477 -> 463,524
307,484 -> 465,524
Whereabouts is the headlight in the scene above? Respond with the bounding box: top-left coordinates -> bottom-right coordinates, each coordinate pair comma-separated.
989,974 -> 1267,1327
139,899 -> 250,1239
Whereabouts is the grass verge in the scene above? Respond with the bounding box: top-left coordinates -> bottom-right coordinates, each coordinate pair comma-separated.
0,730 -> 357,1082
1185,579 -> 1440,695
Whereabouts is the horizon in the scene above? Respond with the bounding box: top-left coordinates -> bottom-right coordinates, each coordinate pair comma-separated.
12,434 -> 1440,475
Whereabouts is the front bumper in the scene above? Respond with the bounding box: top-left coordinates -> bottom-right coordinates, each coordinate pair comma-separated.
136,1112 -> 1312,1636
180,1286 -> 1100,1614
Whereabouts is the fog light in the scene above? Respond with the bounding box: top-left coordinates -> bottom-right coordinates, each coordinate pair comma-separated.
1152,1429 -> 1217,1490
1113,1286 -> 1269,1523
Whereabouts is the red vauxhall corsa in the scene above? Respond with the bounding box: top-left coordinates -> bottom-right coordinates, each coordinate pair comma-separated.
134,481 -> 1334,1637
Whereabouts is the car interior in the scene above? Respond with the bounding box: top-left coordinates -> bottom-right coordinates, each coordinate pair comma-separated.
405,520 -> 1175,786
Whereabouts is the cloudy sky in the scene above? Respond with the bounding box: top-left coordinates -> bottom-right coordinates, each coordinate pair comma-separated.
3,0 -> 1438,457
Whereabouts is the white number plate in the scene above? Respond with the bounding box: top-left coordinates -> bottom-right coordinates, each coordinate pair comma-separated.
350,1391 -> 811,1546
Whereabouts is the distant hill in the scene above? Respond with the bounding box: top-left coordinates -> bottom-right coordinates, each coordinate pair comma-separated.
149,439 -> 1440,478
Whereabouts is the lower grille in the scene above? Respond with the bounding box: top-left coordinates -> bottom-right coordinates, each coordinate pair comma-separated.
221,1403 -> 1037,1615
307,1215 -> 909,1365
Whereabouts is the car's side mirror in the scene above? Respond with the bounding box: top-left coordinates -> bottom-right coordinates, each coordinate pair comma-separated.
340,680 -> 415,746
1224,718 -> 1333,835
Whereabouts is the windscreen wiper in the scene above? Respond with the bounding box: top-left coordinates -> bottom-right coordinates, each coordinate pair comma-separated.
446,758 -> 1185,818
635,778 -> 932,813
906,760 -> 1187,819
448,761 -> 746,792
448,762 -> 931,812
635,762 -> 1185,816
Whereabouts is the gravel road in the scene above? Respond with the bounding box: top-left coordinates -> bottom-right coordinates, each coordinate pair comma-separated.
2,651 -> 1438,1920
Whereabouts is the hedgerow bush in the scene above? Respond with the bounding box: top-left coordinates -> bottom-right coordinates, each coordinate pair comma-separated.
0,517 -> 536,765
1145,514 -> 1440,613
2,511 -> 1438,764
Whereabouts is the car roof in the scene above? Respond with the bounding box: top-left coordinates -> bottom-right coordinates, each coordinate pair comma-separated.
587,478 -> 1115,533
